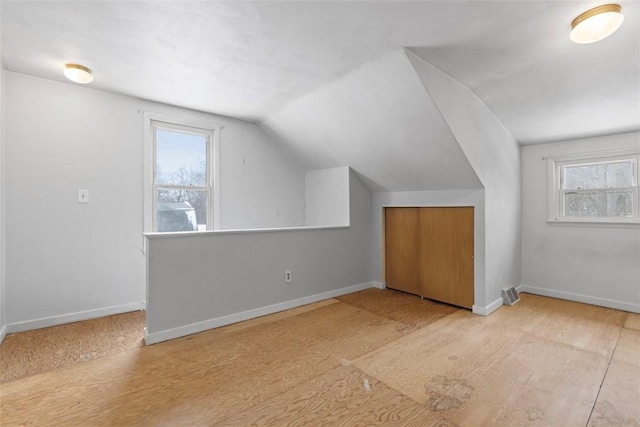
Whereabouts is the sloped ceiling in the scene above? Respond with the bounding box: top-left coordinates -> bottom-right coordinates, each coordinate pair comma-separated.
0,1 -> 550,122
260,50 -> 481,191
409,2 -> 640,144
2,1 -> 639,191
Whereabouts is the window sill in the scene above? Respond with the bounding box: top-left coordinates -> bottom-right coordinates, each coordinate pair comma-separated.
547,219 -> 640,228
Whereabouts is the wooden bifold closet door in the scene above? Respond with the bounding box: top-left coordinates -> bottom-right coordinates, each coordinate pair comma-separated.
385,207 -> 474,309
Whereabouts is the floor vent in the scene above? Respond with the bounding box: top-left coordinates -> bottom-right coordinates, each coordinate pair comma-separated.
502,287 -> 520,306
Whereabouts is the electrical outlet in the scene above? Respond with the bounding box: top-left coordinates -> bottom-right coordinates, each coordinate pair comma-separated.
284,270 -> 292,283
77,189 -> 89,203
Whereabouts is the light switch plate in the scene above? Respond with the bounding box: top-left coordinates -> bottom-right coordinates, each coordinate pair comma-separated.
77,189 -> 89,203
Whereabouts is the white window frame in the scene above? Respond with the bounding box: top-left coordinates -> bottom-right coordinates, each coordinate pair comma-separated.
143,113 -> 220,238
547,149 -> 640,225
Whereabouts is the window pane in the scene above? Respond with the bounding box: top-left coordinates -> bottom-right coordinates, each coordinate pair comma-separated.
156,129 -> 207,187
564,191 -> 632,217
157,190 -> 207,231
563,161 -> 634,190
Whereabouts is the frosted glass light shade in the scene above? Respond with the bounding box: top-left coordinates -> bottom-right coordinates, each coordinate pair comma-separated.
64,63 -> 93,84
570,4 -> 624,44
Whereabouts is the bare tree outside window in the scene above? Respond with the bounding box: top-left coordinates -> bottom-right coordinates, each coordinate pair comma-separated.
154,126 -> 211,232
554,155 -> 639,222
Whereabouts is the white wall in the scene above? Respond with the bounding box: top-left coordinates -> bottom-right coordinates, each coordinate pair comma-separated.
145,169 -> 373,343
304,167 -> 350,227
372,189 -> 486,305
0,65 -> 6,343
522,132 -> 640,313
4,71 -> 305,332
218,123 -> 305,230
408,52 -> 522,314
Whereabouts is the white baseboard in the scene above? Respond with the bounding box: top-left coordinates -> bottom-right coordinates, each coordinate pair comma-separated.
372,281 -> 386,289
472,297 -> 504,316
0,324 -> 6,345
6,301 -> 146,334
145,282 -> 375,345
519,285 -> 640,313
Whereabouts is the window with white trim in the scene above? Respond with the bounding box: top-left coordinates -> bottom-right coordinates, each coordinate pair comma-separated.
552,153 -> 639,223
150,120 -> 216,232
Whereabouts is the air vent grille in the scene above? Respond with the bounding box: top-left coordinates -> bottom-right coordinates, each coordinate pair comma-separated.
502,287 -> 520,306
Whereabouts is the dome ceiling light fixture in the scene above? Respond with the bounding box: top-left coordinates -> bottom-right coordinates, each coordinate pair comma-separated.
64,63 -> 93,84
570,4 -> 624,44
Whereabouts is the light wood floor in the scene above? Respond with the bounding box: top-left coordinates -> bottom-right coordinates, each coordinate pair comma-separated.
1,289 -> 638,426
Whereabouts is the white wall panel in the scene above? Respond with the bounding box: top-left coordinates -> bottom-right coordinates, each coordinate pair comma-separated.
521,132 -> 640,312
305,167 -> 350,227
145,169 -> 372,342
4,72 -> 305,329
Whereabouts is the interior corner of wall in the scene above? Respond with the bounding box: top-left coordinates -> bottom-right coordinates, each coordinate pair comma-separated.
403,51 -> 486,189
472,296 -> 503,316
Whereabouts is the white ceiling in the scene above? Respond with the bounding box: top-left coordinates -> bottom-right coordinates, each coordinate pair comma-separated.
1,1 -> 545,121
409,1 -> 640,144
2,1 -> 639,189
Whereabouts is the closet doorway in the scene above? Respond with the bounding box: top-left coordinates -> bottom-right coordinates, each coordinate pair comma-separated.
385,207 -> 474,309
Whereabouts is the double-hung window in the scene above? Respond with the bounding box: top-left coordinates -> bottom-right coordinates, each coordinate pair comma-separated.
147,117 -> 218,232
550,152 -> 639,223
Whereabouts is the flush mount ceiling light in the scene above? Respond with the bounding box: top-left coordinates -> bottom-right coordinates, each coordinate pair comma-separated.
570,4 -> 624,44
64,63 -> 93,84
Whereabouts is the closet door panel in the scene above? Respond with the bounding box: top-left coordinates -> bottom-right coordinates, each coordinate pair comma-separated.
419,207 -> 474,309
384,207 -> 420,295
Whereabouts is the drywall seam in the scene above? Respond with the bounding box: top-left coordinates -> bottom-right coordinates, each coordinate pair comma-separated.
6,301 -> 146,334
520,285 -> 640,314
145,282 -> 375,344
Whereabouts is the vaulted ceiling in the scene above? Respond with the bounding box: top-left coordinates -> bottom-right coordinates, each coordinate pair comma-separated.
260,50 -> 482,191
2,1 -> 639,190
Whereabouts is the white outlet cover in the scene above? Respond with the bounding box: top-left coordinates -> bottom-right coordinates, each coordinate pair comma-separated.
77,189 -> 89,203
